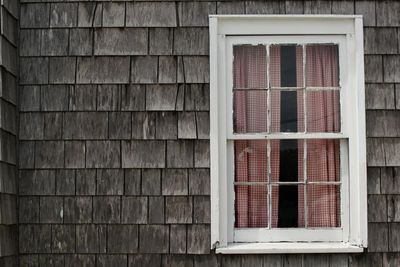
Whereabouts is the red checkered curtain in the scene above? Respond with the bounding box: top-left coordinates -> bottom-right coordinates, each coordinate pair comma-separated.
306,45 -> 340,227
270,46 -> 305,228
233,45 -> 268,228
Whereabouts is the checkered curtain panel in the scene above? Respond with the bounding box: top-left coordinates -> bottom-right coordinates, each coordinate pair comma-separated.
233,44 -> 340,228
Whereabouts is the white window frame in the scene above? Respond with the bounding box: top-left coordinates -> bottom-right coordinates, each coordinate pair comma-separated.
209,15 -> 367,254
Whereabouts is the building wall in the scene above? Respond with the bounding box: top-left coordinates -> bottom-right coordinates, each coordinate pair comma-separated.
0,0 -> 19,266
17,0 -> 400,266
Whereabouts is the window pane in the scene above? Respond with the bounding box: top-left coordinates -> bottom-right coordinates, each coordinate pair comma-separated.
307,139 -> 340,182
235,185 -> 268,228
306,90 -> 340,132
270,139 -> 304,183
271,185 -> 305,228
234,140 -> 268,183
233,90 -> 268,133
233,45 -> 267,89
306,44 -> 339,87
270,90 -> 304,133
307,185 -> 340,227
270,45 -> 303,88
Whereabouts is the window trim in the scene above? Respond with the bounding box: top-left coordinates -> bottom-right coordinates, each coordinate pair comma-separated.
209,15 -> 367,253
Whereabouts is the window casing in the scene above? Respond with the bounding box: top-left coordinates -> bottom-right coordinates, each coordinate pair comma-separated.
210,16 -> 367,254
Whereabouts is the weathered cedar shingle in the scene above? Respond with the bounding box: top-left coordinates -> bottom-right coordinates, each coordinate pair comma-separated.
122,141 -> 165,168
355,0 -> 376,27
364,55 -> 383,83
304,0 -> 332,14
44,113 -> 63,140
217,1 -> 245,14
69,85 -> 97,111
366,84 -> 395,110
69,29 -> 93,56
93,196 -> 121,223
170,225 -> 187,254
126,2 -> 177,27
49,57 -> 76,84
368,195 -> 387,222
102,2 -> 125,27
364,28 -> 398,55
174,28 -> 209,55
76,225 -> 106,253
178,2 -> 216,27
64,141 -> 85,168
139,225 -> 169,253
50,3 -> 78,28
384,56 -> 400,83
85,141 -> 120,168
376,1 -> 400,26
64,197 -> 92,223
331,0 -> 354,14
20,4 -> 50,28
107,225 -> 138,253
129,254 -> 162,267
51,225 -> 75,253
40,29 -> 68,56
77,2 -> 102,27
245,1 -> 285,14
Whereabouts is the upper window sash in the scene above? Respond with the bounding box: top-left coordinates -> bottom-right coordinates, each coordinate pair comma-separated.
225,36 -> 349,140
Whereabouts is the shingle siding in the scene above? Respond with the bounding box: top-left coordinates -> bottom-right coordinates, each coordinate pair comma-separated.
14,0 -> 400,266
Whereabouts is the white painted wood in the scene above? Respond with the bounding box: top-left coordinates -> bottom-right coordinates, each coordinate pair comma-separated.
216,242 -> 364,254
209,15 -> 366,253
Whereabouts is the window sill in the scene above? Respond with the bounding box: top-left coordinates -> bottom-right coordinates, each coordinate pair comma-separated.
215,242 -> 364,254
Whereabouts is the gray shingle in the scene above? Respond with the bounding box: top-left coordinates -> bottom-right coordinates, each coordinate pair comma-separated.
78,2 -> 102,27
331,1 -> 354,14
149,28 -> 173,55
304,0 -> 332,14
364,55 -> 383,83
187,224 -> 210,254
39,255 -> 64,266
142,169 -> 161,195
368,195 -> 387,222
385,139 -> 400,166
77,57 -> 130,84
121,197 -> 148,224
93,196 -> 121,223
217,1 -> 245,14
383,253 -> 400,267
44,113 -> 63,140
146,85 -> 178,111
245,1 -> 285,14
170,225 -> 187,254
131,112 -> 156,139
196,112 -> 210,140
389,223 -> 400,251
102,2 -> 125,27
19,141 -> 34,169
121,85 -> 146,111
49,57 -> 76,84
376,1 -> 400,26
364,28 -> 398,55
40,29 -> 69,56
368,223 -> 389,252
163,255 -> 194,267
76,225 -> 106,253
167,140 -> 194,168
381,167 -> 400,194
365,84 -> 395,110
63,112 -> 108,139
124,169 -> 141,195
109,112 -> 131,140
50,3 -> 78,28
51,225 -> 75,253
65,255 -> 95,267
86,141 -> 120,168
131,56 -> 158,84
122,141 -> 165,168
149,196 -> 165,224
193,196 -> 210,223
64,197 -> 92,223
129,254 -> 162,267
367,111 -> 400,137
35,141 -> 64,169
20,4 -> 50,28
388,195 -> 400,222
367,168 -> 381,194
68,85 -> 97,111
178,112 -> 197,139
97,255 -> 127,267
384,56 -> 400,83
20,57 -> 49,85
97,169 -> 124,195
19,170 -> 55,195
158,56 -> 177,84
20,86 -> 40,112
162,169 -> 188,195
178,57 -> 209,83
20,30 -> 41,56
98,85 -> 121,111
107,225 -> 138,253
39,196 -> 63,223
65,141 -> 85,169
69,29 -> 93,56
367,138 -> 385,166
178,2 -> 216,27
166,196 -> 193,224
19,197 -> 39,223
41,85 -> 69,111
126,2 -> 177,27
139,225 -> 169,253
174,28 -> 209,55
19,225 -> 51,253
355,1 -> 376,27
195,255 -> 219,267
156,112 -> 178,139
19,113 -> 44,140
95,28 -> 148,56
195,140 -> 210,168
76,170 -> 96,195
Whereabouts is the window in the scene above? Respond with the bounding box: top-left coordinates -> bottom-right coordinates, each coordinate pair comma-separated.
210,16 -> 367,253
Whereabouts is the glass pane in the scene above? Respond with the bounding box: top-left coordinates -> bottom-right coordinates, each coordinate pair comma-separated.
235,185 -> 268,228
306,90 -> 340,132
233,45 -> 267,89
234,140 -> 268,183
307,139 -> 340,182
270,45 -> 303,88
233,90 -> 268,133
270,140 -> 304,183
270,90 -> 304,133
307,185 -> 340,227
306,44 -> 339,87
271,185 -> 305,228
